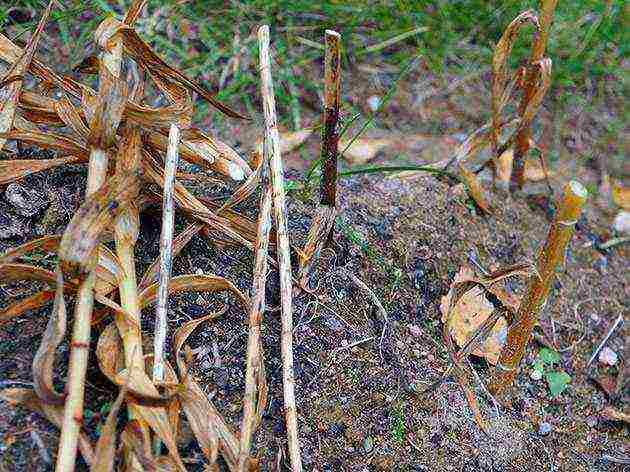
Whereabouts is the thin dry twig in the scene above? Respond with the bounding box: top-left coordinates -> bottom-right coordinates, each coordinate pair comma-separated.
258,25 -> 303,472
238,75 -> 274,472
153,123 -> 181,383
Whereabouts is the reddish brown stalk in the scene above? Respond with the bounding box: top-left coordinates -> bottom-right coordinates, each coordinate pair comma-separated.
298,30 -> 341,286
257,25 -> 303,472
511,0 -> 558,191
320,30 -> 342,208
490,181 -> 588,395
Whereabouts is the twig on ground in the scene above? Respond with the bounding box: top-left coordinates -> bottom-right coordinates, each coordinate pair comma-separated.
343,271 -> 389,361
258,25 -> 303,472
586,314 -> 623,369
152,123 -> 181,383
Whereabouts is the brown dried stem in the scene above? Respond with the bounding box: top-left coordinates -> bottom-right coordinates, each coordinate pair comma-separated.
490,181 -> 588,395
320,30 -> 341,208
56,27 -> 124,472
299,30 -> 341,285
152,123 -> 181,383
511,0 -> 558,191
258,25 -> 303,472
237,114 -> 273,471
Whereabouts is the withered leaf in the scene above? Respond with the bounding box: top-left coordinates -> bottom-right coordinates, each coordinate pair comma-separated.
95,17 -> 246,119
492,10 -> 540,151
91,374 -> 129,472
0,156 -> 79,186
0,290 -> 55,327
0,129 -> 89,158
139,223 -> 203,289
59,171 -> 139,274
138,274 -> 249,310
32,266 -> 67,405
0,0 -> 54,150
458,163 -> 492,214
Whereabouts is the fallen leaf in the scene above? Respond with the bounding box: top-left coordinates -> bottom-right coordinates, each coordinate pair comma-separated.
339,137 -> 392,165
612,181 -> 630,210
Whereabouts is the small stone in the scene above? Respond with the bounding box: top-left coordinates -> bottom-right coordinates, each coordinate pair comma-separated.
367,95 -> 381,112
598,347 -> 618,366
363,436 -> 374,453
538,422 -> 552,436
530,369 -> 543,381
324,316 -> 343,332
0,212 -> 26,239
613,211 -> 630,234
408,324 -> 422,337
5,183 -> 48,217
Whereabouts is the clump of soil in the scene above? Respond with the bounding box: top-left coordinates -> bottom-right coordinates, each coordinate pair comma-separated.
0,153 -> 627,470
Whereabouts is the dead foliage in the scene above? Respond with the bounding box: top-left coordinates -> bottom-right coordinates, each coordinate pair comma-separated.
0,2 -> 285,470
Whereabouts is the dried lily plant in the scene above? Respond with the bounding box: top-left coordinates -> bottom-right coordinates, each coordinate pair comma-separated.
399,1 -> 557,205
0,2 -> 307,470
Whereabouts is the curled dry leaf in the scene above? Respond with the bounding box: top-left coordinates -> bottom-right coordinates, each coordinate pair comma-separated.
94,323 -> 186,471
87,65 -> 127,149
458,163 -> 492,214
139,273 -> 249,310
94,16 -> 246,119
59,171 -> 139,275
91,373 -> 129,472
339,137 -> 393,165
0,235 -> 60,263
139,223 -> 203,289
0,129 -> 90,158
32,266 -> 67,405
0,289 -> 55,326
173,309 -> 260,471
0,0 -> 53,150
440,265 -> 530,365
0,388 -> 95,466
491,10 -> 540,151
120,419 -> 157,471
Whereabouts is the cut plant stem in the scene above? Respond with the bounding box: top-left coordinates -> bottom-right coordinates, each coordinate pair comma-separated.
56,35 -> 123,472
511,0 -> 558,191
320,30 -> 341,208
152,123 -> 181,383
490,181 -> 587,395
257,25 -> 303,472
238,113 -> 273,471
299,30 -> 342,285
